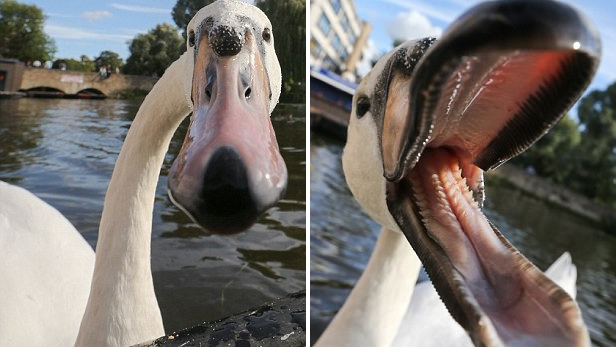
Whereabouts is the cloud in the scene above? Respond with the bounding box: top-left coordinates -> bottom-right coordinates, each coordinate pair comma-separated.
82,11 -> 112,21
110,3 -> 169,14
383,0 -> 456,22
45,24 -> 134,42
47,12 -> 79,19
387,10 -> 442,43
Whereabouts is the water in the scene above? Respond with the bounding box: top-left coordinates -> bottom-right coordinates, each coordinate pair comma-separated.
0,98 -> 306,333
310,133 -> 616,346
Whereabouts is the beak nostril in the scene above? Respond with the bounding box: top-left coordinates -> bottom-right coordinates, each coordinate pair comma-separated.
205,89 -> 212,99
245,87 -> 252,99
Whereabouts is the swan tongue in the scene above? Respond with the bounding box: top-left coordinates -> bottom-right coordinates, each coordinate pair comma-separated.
386,148 -> 588,346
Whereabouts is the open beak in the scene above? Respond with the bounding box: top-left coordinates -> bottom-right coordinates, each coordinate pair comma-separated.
168,22 -> 287,234
380,1 -> 600,346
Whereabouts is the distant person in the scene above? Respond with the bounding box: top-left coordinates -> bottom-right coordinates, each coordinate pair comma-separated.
99,66 -> 107,79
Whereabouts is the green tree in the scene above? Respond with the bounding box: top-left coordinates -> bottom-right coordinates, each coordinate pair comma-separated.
123,23 -> 184,77
511,115 -> 581,184
569,83 -> 616,206
95,50 -> 123,72
53,55 -> 97,72
172,0 -> 216,36
80,55 -> 96,72
255,0 -> 305,102
0,0 -> 56,62
511,81 -> 616,208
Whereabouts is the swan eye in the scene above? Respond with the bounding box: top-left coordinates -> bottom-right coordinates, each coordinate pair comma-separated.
262,28 -> 271,42
188,30 -> 196,47
356,97 -> 371,118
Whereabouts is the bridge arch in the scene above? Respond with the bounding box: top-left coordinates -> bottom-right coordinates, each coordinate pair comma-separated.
24,86 -> 65,98
74,88 -> 106,99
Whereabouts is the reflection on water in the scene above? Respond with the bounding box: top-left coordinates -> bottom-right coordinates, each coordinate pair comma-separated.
0,98 -> 306,333
310,133 -> 616,347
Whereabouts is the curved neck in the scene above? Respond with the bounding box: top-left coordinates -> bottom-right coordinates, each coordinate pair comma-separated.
75,53 -> 191,347
315,228 -> 421,347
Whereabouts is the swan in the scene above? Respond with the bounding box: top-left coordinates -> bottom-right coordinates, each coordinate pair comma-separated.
316,0 -> 600,346
0,1 -> 286,346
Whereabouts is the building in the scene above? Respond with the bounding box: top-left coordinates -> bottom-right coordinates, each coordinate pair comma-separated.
0,59 -> 25,94
310,0 -> 371,82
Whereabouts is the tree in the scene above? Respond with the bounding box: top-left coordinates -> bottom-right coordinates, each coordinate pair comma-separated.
255,0 -> 305,102
0,0 -> 56,62
510,81 -> 616,209
172,0 -> 216,36
568,83 -> 616,205
170,0 -> 306,101
53,55 -> 97,72
512,115 -> 581,184
95,50 -> 123,72
80,55 -> 96,72
123,23 -> 184,77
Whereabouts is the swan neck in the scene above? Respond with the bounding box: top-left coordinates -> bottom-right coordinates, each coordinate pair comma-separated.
75,53 -> 190,347
315,228 -> 421,347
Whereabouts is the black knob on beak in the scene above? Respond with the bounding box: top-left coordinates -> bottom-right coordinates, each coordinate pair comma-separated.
209,25 -> 243,56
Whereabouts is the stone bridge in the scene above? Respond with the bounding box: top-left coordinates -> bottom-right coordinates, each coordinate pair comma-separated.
20,68 -> 157,97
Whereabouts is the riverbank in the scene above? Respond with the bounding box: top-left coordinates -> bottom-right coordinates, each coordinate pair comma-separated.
486,164 -> 616,233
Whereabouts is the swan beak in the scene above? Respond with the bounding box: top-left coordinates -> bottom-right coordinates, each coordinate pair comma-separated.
378,1 -> 600,345
168,23 -> 287,234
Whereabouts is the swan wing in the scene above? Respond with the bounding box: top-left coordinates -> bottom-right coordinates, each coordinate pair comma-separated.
544,252 -> 577,300
0,181 -> 95,347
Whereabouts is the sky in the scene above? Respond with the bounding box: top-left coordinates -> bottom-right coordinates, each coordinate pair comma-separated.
353,0 -> 616,94
24,0 -> 179,60
23,0 -> 615,93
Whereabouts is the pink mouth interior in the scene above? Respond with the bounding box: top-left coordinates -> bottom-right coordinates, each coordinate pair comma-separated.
407,147 -> 583,345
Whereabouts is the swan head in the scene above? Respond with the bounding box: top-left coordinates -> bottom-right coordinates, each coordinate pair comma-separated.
343,0 -> 600,345
168,0 -> 286,234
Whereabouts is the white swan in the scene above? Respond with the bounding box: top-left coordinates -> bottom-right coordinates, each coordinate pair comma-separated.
0,1 -> 285,346
316,1 -> 600,346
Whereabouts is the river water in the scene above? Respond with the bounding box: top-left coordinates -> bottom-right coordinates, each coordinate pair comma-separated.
310,133 -> 616,346
0,98 -> 306,333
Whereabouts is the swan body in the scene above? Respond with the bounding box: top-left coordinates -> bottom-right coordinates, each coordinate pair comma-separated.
0,181 -> 94,346
0,1 -> 286,346
318,1 -> 600,346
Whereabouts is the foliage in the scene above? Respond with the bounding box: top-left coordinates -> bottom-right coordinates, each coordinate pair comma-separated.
255,0 -> 306,103
79,55 -> 96,72
0,0 -> 56,62
95,50 -> 123,72
172,0 -> 216,36
123,23 -> 184,77
52,58 -> 87,71
511,81 -> 616,208
171,0 -> 306,102
569,83 -> 616,205
511,115 -> 581,184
